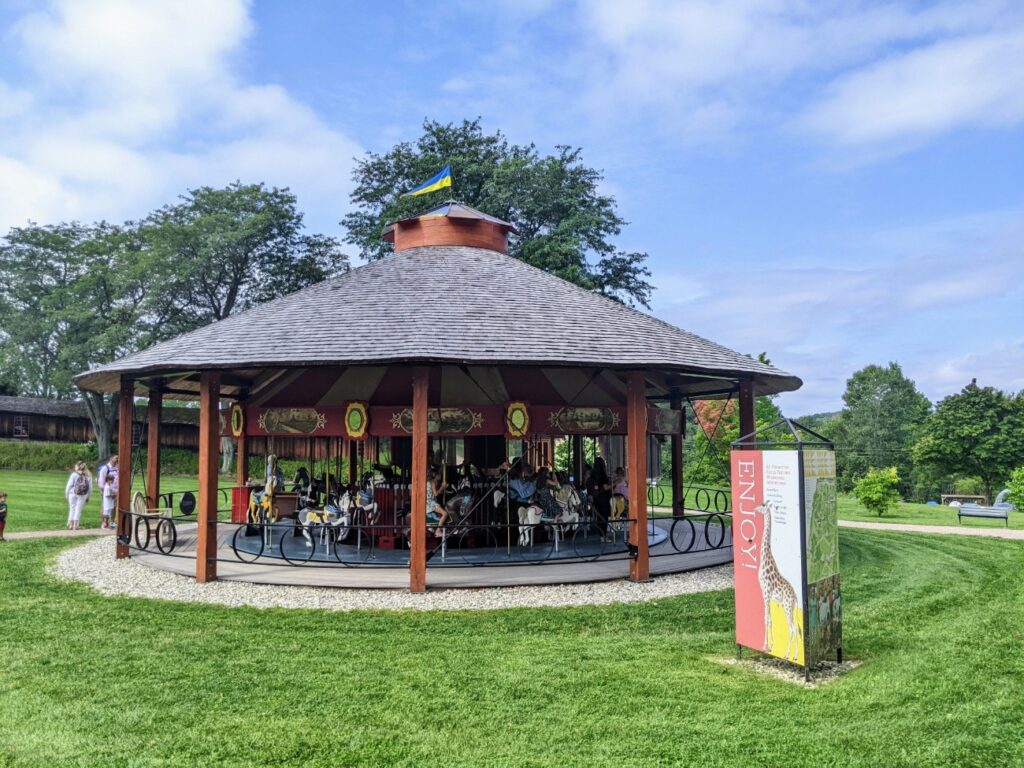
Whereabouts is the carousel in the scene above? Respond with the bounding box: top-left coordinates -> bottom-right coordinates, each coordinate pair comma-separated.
75,201 -> 801,591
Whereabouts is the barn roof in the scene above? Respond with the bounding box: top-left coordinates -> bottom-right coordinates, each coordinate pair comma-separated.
74,244 -> 801,397
0,395 -> 198,425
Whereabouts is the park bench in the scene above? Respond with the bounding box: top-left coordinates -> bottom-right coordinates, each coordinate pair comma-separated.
956,490 -> 1015,528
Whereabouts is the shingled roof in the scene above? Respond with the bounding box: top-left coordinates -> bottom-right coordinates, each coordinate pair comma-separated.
74,245 -> 801,396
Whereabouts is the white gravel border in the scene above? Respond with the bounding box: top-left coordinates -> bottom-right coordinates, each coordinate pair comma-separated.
50,536 -> 733,612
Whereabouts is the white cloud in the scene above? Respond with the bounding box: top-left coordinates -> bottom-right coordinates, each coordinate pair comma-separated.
0,0 -> 360,232
655,206 -> 1024,413
801,29 -> 1024,145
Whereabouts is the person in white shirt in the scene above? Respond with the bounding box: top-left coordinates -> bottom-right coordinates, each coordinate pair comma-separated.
65,461 -> 93,530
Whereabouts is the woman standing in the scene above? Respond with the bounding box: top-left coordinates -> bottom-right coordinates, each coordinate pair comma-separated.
65,461 -> 92,531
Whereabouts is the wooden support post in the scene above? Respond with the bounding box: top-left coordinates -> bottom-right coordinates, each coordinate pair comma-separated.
738,380 -> 756,449
627,371 -> 650,582
670,392 -> 684,517
115,377 -> 134,560
571,435 -> 583,482
145,389 -> 162,510
410,367 -> 428,593
196,371 -> 220,583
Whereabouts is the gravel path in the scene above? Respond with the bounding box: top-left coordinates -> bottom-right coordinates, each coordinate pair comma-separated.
839,519 -> 1024,539
50,536 -> 733,612
7,527 -> 117,540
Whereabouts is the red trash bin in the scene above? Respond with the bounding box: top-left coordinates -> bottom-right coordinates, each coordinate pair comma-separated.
231,486 -> 249,524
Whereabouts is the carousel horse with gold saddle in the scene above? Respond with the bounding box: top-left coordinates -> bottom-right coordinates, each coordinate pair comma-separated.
247,455 -> 285,527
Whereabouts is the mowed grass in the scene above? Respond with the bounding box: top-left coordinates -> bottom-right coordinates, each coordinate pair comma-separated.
837,495 -> 1024,530
0,470 -> 234,532
1,530 -> 1023,766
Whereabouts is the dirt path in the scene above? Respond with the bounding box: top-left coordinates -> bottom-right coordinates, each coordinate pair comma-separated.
4,527 -> 117,541
839,519 -> 1024,540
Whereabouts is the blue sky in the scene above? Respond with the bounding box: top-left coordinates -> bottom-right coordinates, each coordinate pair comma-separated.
1,1 -> 1021,414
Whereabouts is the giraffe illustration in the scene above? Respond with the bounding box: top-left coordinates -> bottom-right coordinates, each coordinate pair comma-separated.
757,501 -> 803,661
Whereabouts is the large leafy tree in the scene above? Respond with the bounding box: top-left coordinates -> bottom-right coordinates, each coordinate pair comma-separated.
342,118 -> 653,307
0,223 -> 149,458
832,363 -> 931,497
0,183 -> 348,459
141,182 -> 348,338
913,381 -> 1024,502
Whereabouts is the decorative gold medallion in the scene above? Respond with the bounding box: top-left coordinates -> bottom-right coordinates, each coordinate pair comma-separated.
230,404 -> 245,438
505,401 -> 530,438
344,401 -> 369,439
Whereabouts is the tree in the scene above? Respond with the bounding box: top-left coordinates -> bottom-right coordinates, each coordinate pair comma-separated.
342,118 -> 653,307
141,182 -> 349,339
685,354 -> 784,486
0,223 -> 148,458
853,467 -> 901,517
833,363 -> 931,498
1006,467 -> 1024,511
913,381 -> 1024,502
0,182 -> 348,458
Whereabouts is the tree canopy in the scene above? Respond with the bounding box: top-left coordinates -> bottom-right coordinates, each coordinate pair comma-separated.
141,182 -> 348,339
342,119 -> 653,307
831,363 -> 931,496
0,182 -> 347,458
912,381 -> 1024,501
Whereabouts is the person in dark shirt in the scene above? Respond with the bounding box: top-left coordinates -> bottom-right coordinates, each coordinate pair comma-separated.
0,491 -> 7,541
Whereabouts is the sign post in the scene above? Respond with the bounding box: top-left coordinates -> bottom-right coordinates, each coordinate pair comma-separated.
730,419 -> 841,674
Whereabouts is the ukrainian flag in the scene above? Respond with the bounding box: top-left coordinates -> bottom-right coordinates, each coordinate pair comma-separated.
403,165 -> 452,197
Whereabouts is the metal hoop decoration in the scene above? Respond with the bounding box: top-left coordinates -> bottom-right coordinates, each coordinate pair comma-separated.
232,525 -> 264,562
704,514 -> 727,548
505,401 -> 530,438
230,404 -> 245,438
695,488 -> 711,512
155,518 -> 177,554
343,401 -> 369,440
714,490 -> 729,513
133,515 -> 151,550
670,517 -> 696,553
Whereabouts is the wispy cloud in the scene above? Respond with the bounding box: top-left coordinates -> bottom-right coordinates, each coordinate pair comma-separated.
0,0 -> 360,233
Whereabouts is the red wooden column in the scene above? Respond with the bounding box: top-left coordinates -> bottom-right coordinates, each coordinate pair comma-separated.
738,380 -> 756,449
670,392 -> 684,517
115,376 -> 134,560
196,371 -> 220,583
409,367 -> 428,593
145,388 -> 162,510
627,371 -> 650,582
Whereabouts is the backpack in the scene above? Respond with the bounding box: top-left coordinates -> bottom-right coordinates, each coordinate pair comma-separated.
74,473 -> 90,497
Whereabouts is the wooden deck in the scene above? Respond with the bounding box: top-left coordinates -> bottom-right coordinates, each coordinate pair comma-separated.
130,523 -> 733,590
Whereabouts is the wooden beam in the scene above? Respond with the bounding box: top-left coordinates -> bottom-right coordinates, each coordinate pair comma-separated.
670,392 -> 684,517
409,367 -> 428,593
146,391 -> 162,509
196,371 -> 220,583
738,380 -> 756,449
626,371 -> 650,582
115,376 -> 134,560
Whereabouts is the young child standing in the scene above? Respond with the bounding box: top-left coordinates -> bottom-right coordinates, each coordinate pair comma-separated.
101,474 -> 116,529
0,491 -> 7,541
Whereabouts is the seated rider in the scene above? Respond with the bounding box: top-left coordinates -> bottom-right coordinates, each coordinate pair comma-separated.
426,467 -> 448,537
534,467 -> 562,521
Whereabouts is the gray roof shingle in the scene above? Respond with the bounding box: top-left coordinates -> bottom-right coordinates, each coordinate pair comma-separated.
75,245 -> 801,395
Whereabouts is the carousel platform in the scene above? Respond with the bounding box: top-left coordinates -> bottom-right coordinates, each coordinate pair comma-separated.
129,517 -> 732,589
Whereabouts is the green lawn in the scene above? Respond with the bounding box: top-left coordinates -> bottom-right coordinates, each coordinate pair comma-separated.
0,470 -> 235,532
1,530 -> 1022,766
838,494 -> 1024,530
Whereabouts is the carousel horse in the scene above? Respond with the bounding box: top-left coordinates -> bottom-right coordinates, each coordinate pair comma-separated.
297,487 -> 354,550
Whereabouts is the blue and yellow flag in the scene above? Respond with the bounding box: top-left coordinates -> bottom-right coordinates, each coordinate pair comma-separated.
403,165 -> 452,197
